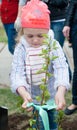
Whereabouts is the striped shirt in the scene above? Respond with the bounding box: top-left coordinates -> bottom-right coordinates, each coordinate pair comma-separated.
26,45 -> 47,85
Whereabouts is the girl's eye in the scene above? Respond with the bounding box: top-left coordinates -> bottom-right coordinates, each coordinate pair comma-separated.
25,34 -> 43,38
37,34 -> 43,38
27,35 -> 34,38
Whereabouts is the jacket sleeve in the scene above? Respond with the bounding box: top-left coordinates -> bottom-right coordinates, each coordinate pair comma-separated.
10,44 -> 31,94
51,40 -> 70,90
64,0 -> 75,26
47,0 -> 69,8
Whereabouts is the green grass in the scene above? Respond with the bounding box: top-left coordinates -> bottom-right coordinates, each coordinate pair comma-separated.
0,88 -> 23,115
65,89 -> 72,106
0,20 -> 7,43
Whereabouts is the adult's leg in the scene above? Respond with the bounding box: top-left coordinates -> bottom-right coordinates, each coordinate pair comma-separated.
51,21 -> 72,82
51,21 -> 65,47
3,23 -> 17,54
71,24 -> 77,105
64,24 -> 77,115
3,24 -> 8,36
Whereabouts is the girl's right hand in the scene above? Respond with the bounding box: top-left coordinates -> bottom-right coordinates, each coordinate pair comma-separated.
22,92 -> 33,112
17,86 -> 33,111
22,100 -> 33,112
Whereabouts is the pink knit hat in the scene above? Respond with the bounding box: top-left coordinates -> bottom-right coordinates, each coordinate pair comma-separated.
21,0 -> 50,29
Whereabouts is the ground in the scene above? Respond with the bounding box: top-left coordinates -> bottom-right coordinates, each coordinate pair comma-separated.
8,112 -> 77,130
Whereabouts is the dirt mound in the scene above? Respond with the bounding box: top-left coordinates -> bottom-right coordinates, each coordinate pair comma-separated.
61,115 -> 77,130
8,113 -> 30,130
8,113 -> 77,130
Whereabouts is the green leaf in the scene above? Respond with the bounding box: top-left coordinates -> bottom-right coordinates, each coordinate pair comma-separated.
46,73 -> 53,77
42,65 -> 48,70
29,119 -> 36,127
42,33 -> 49,38
40,84 -> 46,90
36,96 -> 42,102
42,49 -> 48,54
51,56 -> 59,60
41,78 -> 46,83
36,70 -> 44,74
44,90 -> 50,98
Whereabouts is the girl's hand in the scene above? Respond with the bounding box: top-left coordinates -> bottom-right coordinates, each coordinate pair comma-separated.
22,100 -> 33,112
17,86 -> 33,111
21,91 -> 33,112
55,86 -> 66,110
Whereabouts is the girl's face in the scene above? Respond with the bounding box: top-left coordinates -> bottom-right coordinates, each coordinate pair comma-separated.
23,28 -> 49,48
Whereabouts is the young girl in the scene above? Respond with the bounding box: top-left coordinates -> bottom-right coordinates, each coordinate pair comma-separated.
10,0 -> 70,129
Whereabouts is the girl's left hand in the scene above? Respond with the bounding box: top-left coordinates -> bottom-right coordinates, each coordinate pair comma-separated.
55,86 -> 66,110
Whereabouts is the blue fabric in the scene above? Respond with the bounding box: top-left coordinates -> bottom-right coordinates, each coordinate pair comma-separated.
33,109 -> 58,130
51,21 -> 65,47
3,23 -> 17,54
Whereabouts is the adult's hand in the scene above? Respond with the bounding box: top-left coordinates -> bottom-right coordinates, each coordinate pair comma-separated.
63,26 -> 70,40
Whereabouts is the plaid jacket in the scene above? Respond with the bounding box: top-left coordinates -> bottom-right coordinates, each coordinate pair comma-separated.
10,30 -> 70,103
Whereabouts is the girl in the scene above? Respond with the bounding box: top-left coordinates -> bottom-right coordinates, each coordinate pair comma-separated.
10,0 -> 70,129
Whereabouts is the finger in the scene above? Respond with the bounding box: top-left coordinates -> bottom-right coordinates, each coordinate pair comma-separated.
57,102 -> 66,110
22,100 -> 28,109
26,107 -> 33,112
25,93 -> 33,102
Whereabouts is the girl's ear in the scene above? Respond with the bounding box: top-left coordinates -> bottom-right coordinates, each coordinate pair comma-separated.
15,28 -> 24,43
48,29 -> 54,39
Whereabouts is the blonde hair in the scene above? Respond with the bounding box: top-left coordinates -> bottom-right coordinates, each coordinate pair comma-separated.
15,28 -> 24,45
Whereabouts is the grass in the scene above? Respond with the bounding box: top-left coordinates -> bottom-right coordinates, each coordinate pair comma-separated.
0,87 -> 23,115
0,19 -> 7,43
65,89 -> 72,106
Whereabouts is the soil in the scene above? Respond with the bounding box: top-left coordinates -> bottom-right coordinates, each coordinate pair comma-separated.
8,112 -> 77,130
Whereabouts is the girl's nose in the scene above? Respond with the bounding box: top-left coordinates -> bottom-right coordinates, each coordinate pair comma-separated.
33,37 -> 38,43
